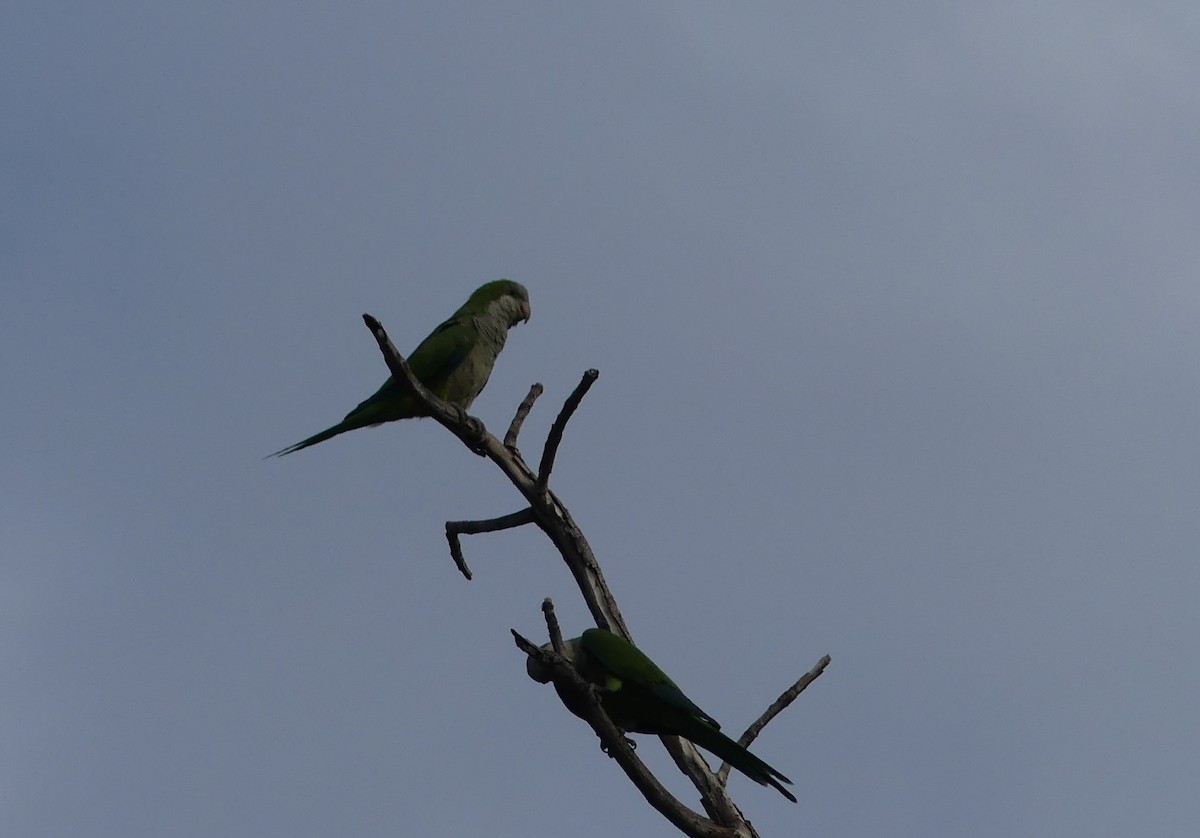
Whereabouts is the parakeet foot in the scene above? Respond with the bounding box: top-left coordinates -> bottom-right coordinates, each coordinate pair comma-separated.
454,406 -> 487,454
600,737 -> 638,756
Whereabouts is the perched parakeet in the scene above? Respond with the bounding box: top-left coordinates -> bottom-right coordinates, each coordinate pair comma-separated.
270,279 -> 530,457
527,628 -> 796,803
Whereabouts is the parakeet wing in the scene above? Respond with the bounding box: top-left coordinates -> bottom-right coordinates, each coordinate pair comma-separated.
407,316 -> 479,387
580,629 -> 721,730
343,316 -> 477,425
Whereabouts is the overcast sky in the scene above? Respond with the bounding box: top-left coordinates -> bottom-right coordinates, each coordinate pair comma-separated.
4,3 -> 1199,836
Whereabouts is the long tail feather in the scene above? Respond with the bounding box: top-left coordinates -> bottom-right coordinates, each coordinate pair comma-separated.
685,722 -> 797,803
266,421 -> 353,458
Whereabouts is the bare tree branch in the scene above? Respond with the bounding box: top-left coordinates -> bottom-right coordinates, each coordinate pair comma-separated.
536,369 -> 599,494
445,530 -> 472,581
716,654 -> 832,786
541,597 -> 564,654
505,383 -> 543,449
362,317 -> 625,632
361,315 -> 820,835
739,654 -> 832,749
444,509 -> 536,580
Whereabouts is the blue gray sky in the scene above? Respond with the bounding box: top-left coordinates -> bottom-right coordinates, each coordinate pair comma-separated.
4,3 -> 1198,836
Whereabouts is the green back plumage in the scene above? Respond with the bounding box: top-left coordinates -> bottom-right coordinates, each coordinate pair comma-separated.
579,629 -> 721,730
537,629 -> 797,803
341,313 -> 481,425
269,280 -> 529,457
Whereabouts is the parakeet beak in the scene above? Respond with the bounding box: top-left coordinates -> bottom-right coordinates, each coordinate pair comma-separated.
520,300 -> 531,323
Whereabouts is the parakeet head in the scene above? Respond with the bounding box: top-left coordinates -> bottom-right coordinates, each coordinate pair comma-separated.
525,636 -> 581,683
465,279 -> 531,327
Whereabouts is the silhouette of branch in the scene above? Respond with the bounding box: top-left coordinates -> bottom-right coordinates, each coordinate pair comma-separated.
505,383 -> 543,449
444,509 -> 536,580
715,654 -> 832,786
541,597 -> 564,654
536,369 -> 598,493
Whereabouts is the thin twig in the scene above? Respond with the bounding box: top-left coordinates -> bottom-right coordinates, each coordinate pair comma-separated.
739,654 -> 832,747
445,530 -> 472,580
505,383 -> 543,449
541,598 -> 564,654
716,654 -> 832,785
536,369 -> 599,493
444,509 -> 536,580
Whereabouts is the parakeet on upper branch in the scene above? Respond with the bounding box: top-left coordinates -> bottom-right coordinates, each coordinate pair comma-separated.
270,279 -> 530,457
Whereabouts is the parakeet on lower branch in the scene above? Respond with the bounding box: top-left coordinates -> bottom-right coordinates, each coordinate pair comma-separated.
269,279 -> 530,457
527,628 -> 797,803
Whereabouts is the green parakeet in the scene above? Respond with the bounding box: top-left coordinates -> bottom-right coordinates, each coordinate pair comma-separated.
270,279 -> 530,457
527,628 -> 796,803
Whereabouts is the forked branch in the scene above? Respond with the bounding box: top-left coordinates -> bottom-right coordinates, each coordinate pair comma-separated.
445,509 -> 536,580
505,383 -> 543,449
361,315 -> 827,837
